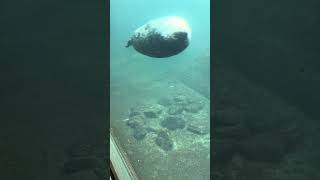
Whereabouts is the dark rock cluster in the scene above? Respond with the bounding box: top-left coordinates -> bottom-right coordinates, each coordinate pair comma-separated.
167,105 -> 184,115
160,115 -> 186,130
155,130 -> 174,151
187,124 -> 208,135
125,95 -> 208,151
126,110 -> 148,140
158,95 -> 204,114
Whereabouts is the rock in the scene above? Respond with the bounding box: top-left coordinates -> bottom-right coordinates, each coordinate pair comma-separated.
187,124 -> 208,135
167,105 -> 183,115
173,95 -> 188,106
129,104 -> 164,119
126,118 -> 147,140
146,127 -> 158,133
143,111 -> 158,118
129,111 -> 141,117
184,100 -> 204,113
158,97 -> 173,106
126,114 -> 144,127
133,128 -> 147,140
160,116 -> 186,130
155,130 -> 173,151
129,107 -> 142,117
126,119 -> 140,129
173,95 -> 187,102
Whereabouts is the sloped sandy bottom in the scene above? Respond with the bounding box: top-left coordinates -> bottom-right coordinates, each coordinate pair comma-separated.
111,77 -> 210,180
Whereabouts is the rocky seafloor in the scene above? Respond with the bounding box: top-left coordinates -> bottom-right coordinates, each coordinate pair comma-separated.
125,94 -> 209,151
110,78 -> 210,180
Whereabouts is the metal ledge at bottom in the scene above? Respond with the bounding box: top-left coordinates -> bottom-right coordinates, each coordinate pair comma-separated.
110,129 -> 139,180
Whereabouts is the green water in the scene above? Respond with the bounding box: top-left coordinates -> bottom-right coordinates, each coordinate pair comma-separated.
110,0 -> 210,179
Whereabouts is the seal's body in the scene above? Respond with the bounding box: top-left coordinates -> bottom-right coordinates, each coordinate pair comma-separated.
126,16 -> 191,58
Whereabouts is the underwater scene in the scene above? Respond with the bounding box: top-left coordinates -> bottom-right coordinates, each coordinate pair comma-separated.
110,0 -> 210,179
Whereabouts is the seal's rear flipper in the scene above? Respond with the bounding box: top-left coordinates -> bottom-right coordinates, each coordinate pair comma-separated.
125,39 -> 132,48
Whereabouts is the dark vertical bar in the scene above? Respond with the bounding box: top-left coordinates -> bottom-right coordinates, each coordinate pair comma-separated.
210,0 -> 215,179
213,0 -> 320,179
106,0 -> 111,178
0,0 -> 109,179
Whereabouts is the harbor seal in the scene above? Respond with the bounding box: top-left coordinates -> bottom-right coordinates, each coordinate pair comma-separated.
126,16 -> 191,58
